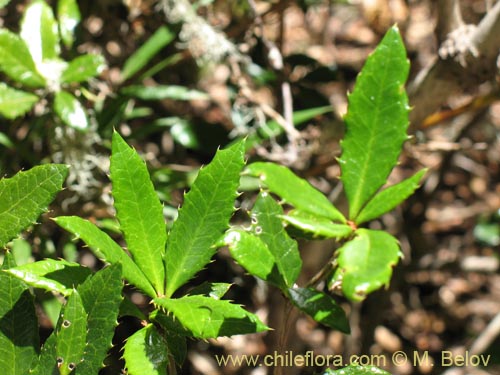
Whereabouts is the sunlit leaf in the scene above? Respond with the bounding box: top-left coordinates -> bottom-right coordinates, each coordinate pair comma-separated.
0,83 -> 38,119
54,91 -> 89,130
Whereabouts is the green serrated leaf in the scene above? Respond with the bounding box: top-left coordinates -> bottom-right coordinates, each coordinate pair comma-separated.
121,26 -> 176,81
324,365 -> 391,375
29,331 -> 58,375
54,216 -> 157,298
0,164 -> 68,249
54,91 -> 89,130
110,131 -> 166,296
60,54 -> 105,84
119,295 -> 146,320
154,295 -> 269,339
339,26 -> 410,219
221,229 -> 276,282
165,141 -> 245,297
189,282 -> 232,300
57,0 -> 81,49
123,324 -> 169,375
333,229 -> 401,301
288,287 -> 349,333
0,29 -> 46,87
5,259 -> 91,296
0,261 -> 39,375
356,169 -> 427,225
20,0 -> 60,64
0,83 -> 38,119
250,192 -> 302,289
244,162 -> 345,223
75,264 -> 123,374
56,290 -> 87,375
149,310 -> 188,365
121,85 -> 209,101
282,210 -> 353,240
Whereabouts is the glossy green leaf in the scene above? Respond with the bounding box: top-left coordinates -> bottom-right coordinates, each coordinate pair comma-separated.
5,259 -> 91,296
123,324 -> 169,375
149,310 -> 188,365
20,0 -> 60,64
57,0 -> 81,48
282,210 -> 353,240
356,169 -> 427,225
121,26 -> 176,81
189,282 -> 232,300
220,229 -> 275,282
0,255 -> 38,375
154,295 -> 269,338
339,26 -> 410,219
333,229 -> 401,301
250,192 -> 302,289
121,85 -> 209,101
54,91 -> 89,130
0,83 -> 38,119
324,365 -> 391,375
61,54 -> 105,83
55,290 -> 87,375
0,164 -> 68,249
165,141 -> 245,297
0,29 -> 45,87
288,287 -> 349,333
110,131 -> 166,295
54,216 -> 157,298
29,331 -> 58,375
244,162 -> 345,223
75,264 -> 123,374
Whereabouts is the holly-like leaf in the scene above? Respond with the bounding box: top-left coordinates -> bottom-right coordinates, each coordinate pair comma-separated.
121,25 -> 176,81
355,169 -> 427,225
54,216 -> 157,298
0,83 -> 38,119
0,29 -> 46,87
324,365 -> 391,375
121,85 -> 209,101
244,162 -> 345,223
61,54 -> 105,84
288,287 -> 349,333
29,331 -> 58,375
55,290 -> 87,375
57,0 -> 81,49
5,258 -> 91,296
20,0 -> 60,64
220,229 -> 276,282
149,310 -> 187,365
154,295 -> 269,339
110,131 -> 166,296
123,324 -> 169,375
0,164 -> 68,249
0,254 -> 38,375
333,229 -> 401,301
339,26 -> 410,220
54,91 -> 89,130
282,210 -> 353,240
164,140 -> 245,297
188,282 -> 232,300
75,264 -> 123,374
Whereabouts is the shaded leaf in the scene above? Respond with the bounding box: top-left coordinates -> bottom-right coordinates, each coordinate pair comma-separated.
121,26 -> 176,81
0,164 -> 68,249
189,282 -> 232,300
121,85 -> 209,101
5,259 -> 91,296
54,216 -> 157,298
0,254 -> 38,375
149,310 -> 188,365
165,141 -> 245,297
333,229 -> 401,301
61,54 -> 105,83
339,26 -> 410,219
288,287 -> 349,333
29,331 -> 58,375
0,83 -> 38,119
57,0 -> 81,49
282,210 -> 353,240
244,162 -> 345,223
54,91 -> 89,130
123,324 -> 169,375
119,295 -> 146,320
0,29 -> 45,87
356,169 -> 427,225
154,295 -> 269,339
110,131 -> 166,295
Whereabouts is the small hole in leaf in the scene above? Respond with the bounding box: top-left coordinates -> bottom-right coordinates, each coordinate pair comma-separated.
62,320 -> 71,328
68,363 -> 76,371
56,357 -> 64,367
254,226 -> 263,235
